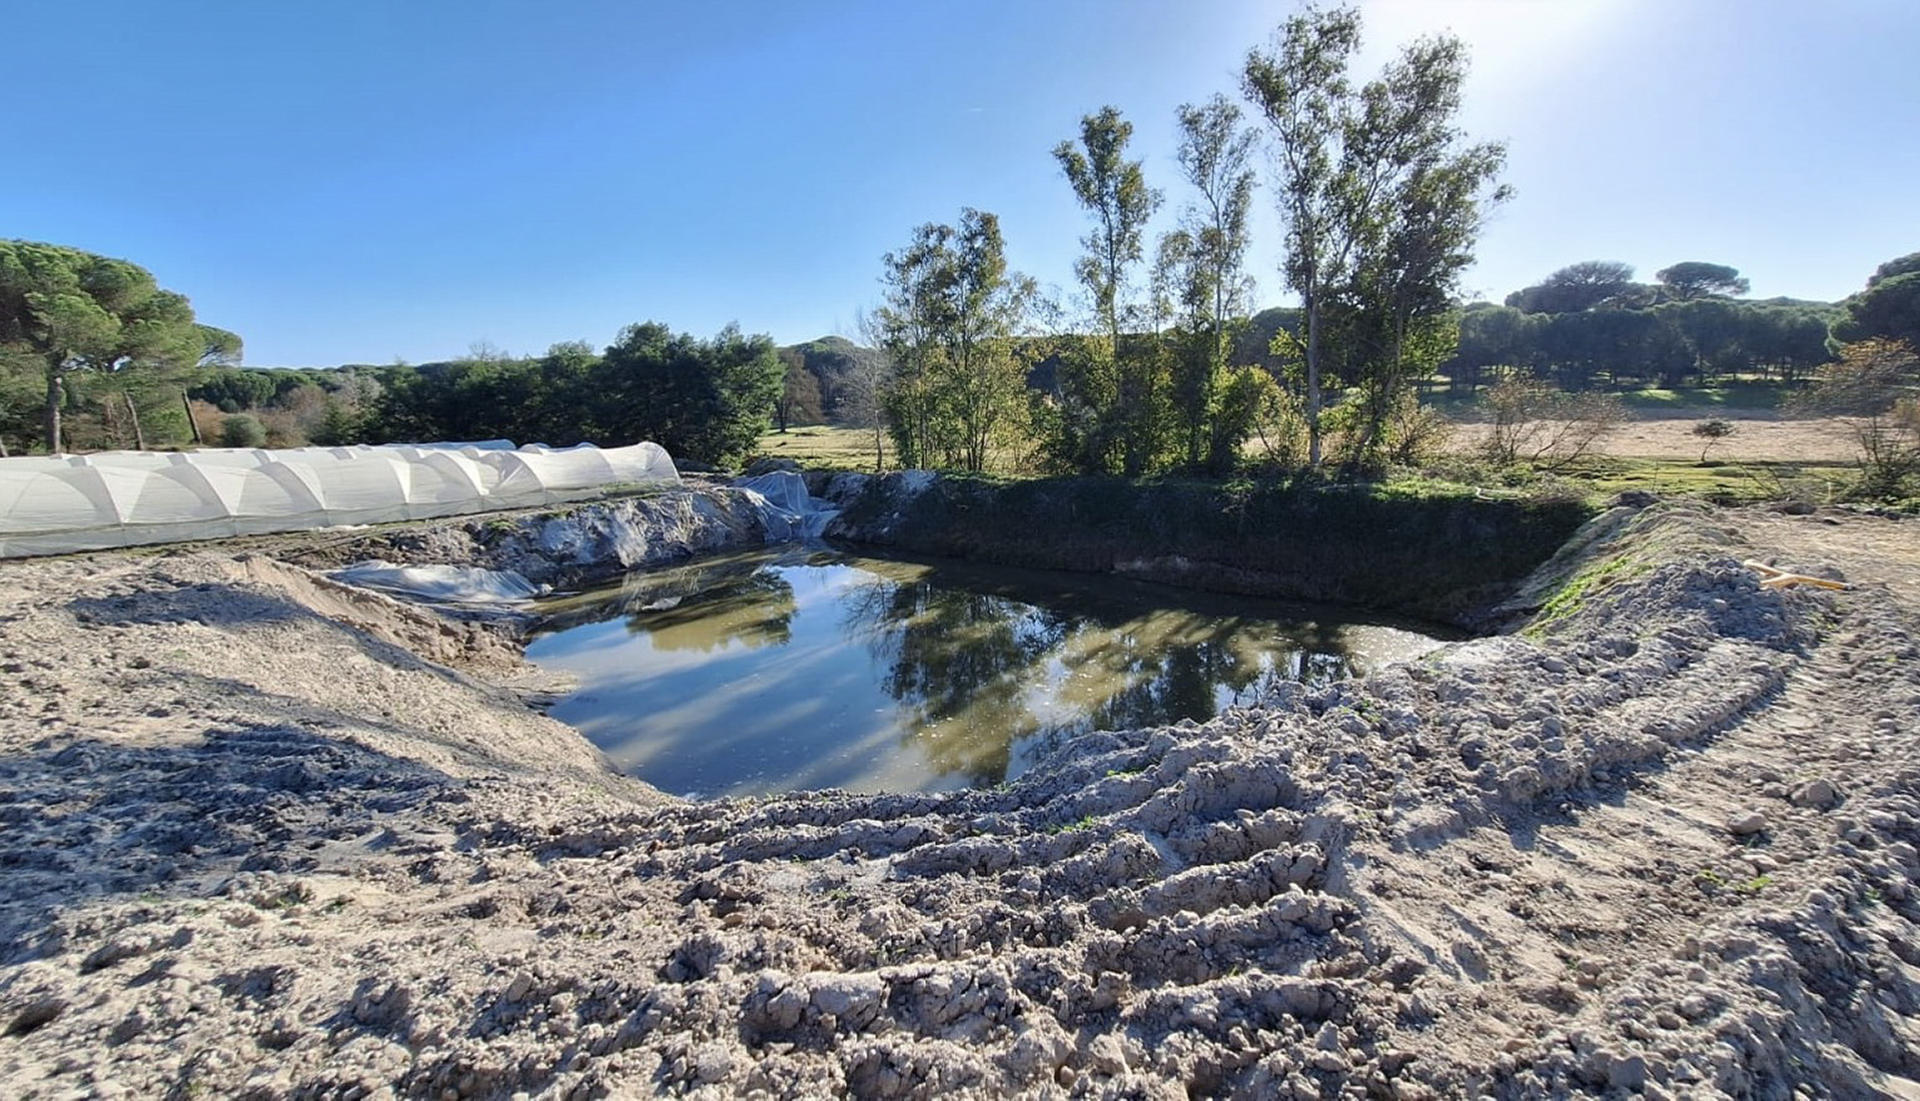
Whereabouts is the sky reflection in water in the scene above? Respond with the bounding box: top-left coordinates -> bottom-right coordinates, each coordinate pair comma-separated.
526,549 -> 1449,799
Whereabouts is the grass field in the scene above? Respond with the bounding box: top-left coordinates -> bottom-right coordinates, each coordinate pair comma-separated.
1562,457 -> 1857,505
1427,381 -> 1791,418
1611,382 -> 1791,412
753,425 -> 888,470
751,425 -> 1034,473
1446,413 -> 1857,464
754,409 -> 1878,507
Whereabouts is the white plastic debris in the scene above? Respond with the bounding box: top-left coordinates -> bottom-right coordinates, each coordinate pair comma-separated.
733,470 -> 839,540
331,560 -> 548,604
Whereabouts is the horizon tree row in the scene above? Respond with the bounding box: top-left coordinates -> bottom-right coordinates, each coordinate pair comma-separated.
48,245 -> 1895,466
298,325 -> 783,466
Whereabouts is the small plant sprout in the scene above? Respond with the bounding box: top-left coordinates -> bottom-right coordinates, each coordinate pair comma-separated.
1692,419 -> 1735,462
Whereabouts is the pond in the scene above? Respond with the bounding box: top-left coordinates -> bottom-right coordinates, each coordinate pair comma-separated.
525,548 -> 1453,799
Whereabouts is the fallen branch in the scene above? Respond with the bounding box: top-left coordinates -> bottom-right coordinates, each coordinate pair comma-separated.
1744,560 -> 1851,591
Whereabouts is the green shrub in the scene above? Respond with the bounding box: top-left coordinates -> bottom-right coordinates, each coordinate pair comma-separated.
220,414 -> 267,449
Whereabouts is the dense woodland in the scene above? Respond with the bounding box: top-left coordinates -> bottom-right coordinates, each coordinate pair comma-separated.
3,7 -> 1917,492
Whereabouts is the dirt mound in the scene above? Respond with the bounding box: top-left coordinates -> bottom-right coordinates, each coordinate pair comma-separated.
0,503 -> 1916,1098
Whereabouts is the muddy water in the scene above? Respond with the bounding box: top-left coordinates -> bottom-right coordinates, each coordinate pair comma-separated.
526,548 -> 1452,798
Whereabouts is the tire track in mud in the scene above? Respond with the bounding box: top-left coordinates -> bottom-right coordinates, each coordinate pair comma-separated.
1356,561 -> 1920,1098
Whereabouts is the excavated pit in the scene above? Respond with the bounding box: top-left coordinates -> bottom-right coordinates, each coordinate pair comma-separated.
522,546 -> 1456,800
0,483 -> 1917,1100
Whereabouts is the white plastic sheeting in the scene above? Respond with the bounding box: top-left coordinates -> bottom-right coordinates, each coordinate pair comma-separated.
732,470 -> 839,541
331,561 -> 548,604
0,442 -> 679,558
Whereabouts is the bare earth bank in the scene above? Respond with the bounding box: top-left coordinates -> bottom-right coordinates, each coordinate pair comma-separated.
0,500 -> 1916,1100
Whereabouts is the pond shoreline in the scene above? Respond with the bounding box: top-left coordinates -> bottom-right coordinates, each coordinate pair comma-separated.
525,545 -> 1453,799
276,471 -> 1600,632
811,472 -> 1597,629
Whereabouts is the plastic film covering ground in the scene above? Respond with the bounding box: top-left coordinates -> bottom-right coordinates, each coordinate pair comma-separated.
0,441 -> 679,557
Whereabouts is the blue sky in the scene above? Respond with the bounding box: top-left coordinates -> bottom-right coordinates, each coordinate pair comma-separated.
10,0 -> 1916,367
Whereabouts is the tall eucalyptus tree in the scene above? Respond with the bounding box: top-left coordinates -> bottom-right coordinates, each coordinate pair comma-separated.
1243,6 -> 1504,468
1167,94 -> 1258,467
1054,106 -> 1164,474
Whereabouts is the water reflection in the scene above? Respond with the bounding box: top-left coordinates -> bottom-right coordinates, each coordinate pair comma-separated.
526,549 -> 1450,799
538,552 -> 799,651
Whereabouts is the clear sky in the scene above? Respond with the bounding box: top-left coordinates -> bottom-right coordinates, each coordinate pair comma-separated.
9,0 -> 1916,367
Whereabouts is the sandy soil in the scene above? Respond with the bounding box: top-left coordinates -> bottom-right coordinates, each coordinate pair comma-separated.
1,499 -> 1916,1099
1448,412 -> 1863,463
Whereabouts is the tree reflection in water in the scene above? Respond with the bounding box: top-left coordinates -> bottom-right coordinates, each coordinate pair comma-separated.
537,551 -> 799,651
630,570 -> 797,652
527,550 -> 1446,798
839,568 -> 1362,786
839,579 -> 1070,787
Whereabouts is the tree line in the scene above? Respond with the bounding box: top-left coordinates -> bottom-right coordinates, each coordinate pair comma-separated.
0,238 -> 788,465
1449,283 -> 1838,393
6,233 -> 1875,468
151,242 -> 1911,479
864,5 -> 1510,475
194,326 -> 785,467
